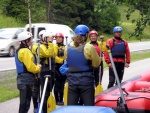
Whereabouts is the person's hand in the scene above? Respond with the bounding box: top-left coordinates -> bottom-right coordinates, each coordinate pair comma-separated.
38,64 -> 42,68
108,63 -> 112,68
99,35 -> 104,41
99,57 -> 102,62
125,63 -> 129,68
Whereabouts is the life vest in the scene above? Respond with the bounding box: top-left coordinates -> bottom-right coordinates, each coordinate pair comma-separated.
15,52 -> 27,74
111,39 -> 125,58
67,44 -> 90,72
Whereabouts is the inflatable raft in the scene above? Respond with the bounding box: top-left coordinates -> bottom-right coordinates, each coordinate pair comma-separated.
95,70 -> 150,113
51,106 -> 116,113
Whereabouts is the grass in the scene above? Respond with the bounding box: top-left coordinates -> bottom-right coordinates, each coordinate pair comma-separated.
0,13 -> 25,28
0,70 -> 19,102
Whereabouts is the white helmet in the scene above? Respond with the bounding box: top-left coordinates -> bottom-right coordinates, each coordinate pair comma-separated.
38,30 -> 46,36
18,31 -> 32,41
42,31 -> 53,41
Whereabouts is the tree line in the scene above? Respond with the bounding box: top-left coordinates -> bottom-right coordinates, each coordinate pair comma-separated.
0,0 -> 149,36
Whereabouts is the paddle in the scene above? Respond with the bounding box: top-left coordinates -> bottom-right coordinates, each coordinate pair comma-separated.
95,37 -> 104,95
106,45 -> 129,113
47,58 -> 56,113
63,36 -> 68,106
35,39 -> 44,113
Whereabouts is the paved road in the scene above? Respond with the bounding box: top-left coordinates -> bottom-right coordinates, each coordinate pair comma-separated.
0,58 -> 150,113
1,41 -> 150,72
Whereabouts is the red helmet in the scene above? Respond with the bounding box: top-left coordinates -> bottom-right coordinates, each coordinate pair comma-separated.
55,33 -> 64,38
89,30 -> 98,36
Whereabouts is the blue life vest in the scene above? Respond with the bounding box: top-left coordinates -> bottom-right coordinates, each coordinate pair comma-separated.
67,44 -> 90,72
111,39 -> 125,58
15,52 -> 26,74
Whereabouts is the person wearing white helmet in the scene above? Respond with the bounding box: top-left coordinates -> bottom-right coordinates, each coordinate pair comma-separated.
15,31 -> 41,113
38,31 -> 55,113
31,29 -> 45,112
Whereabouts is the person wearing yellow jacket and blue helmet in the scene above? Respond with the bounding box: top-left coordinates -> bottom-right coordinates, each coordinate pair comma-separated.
53,33 -> 66,106
15,31 -> 41,113
39,31 -> 55,113
64,25 -> 101,105
88,30 -> 107,86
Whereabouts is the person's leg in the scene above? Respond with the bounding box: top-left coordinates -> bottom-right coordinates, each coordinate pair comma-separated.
107,67 -> 116,89
93,67 -> 100,87
67,85 -> 80,105
18,84 -> 32,113
80,85 -> 95,106
54,89 -> 59,104
100,61 -> 104,83
32,78 -> 39,111
26,85 -> 32,112
116,62 -> 125,84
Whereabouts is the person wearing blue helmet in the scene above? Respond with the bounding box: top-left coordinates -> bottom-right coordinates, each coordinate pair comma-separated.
104,26 -> 130,88
63,24 -> 101,105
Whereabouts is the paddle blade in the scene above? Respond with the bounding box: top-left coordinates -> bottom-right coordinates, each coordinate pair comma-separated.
64,82 -> 68,106
47,92 -> 56,113
95,83 -> 103,96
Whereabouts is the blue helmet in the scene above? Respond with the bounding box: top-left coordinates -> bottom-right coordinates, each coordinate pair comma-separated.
113,26 -> 123,33
74,25 -> 90,35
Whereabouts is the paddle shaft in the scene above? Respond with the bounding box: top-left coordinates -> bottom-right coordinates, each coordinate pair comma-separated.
107,49 -> 129,113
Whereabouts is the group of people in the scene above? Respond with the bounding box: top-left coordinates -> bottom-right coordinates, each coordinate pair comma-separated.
15,24 -> 130,113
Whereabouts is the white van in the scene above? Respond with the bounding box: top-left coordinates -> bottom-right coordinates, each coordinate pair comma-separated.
24,23 -> 75,45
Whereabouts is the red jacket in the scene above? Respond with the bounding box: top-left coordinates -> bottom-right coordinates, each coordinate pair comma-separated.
104,38 -> 130,64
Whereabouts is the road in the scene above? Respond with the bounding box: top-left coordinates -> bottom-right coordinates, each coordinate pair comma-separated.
0,58 -> 150,113
1,41 -> 150,72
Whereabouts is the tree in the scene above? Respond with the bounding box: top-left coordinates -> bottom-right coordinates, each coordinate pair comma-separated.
93,0 -> 121,34
3,0 -> 47,23
114,0 -> 150,37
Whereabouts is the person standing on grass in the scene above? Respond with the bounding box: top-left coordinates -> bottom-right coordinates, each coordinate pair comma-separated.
64,24 -> 101,105
15,31 -> 41,113
104,26 -> 130,89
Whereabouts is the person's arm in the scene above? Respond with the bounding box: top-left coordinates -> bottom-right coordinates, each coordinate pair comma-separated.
54,45 -> 64,64
124,40 -> 130,68
84,44 -> 101,68
18,49 -> 41,74
40,43 -> 54,58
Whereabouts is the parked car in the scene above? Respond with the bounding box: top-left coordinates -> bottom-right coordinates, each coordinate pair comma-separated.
24,23 -> 75,45
0,28 -> 24,57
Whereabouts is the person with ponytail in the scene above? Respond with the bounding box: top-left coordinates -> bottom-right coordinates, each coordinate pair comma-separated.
15,31 -> 41,113
64,25 -> 101,106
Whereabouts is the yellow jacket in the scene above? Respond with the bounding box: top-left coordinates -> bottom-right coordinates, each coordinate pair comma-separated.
64,42 -> 100,68
18,48 -> 41,74
31,43 -> 38,55
54,44 -> 65,64
40,42 -> 54,65
88,41 -> 107,52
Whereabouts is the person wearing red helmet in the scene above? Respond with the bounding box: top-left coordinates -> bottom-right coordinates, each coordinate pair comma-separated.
53,33 -> 66,105
88,30 -> 106,86
104,26 -> 130,89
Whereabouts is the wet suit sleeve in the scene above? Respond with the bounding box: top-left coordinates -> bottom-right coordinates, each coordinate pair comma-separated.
18,48 -> 41,74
